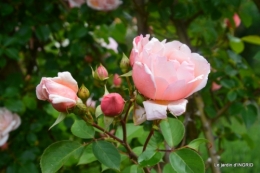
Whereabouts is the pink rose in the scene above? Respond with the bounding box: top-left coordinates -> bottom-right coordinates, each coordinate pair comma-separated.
101,93 -> 125,117
87,0 -> 122,11
68,0 -> 85,8
113,73 -> 122,87
36,72 -> 79,112
94,64 -> 108,80
130,35 -> 210,120
0,108 -> 21,146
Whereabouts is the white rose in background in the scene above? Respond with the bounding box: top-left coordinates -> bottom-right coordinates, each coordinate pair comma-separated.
100,37 -> 118,53
87,0 -> 122,11
0,108 -> 21,146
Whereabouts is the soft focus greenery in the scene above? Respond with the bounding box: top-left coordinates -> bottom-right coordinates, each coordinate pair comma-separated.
1,0 -> 260,173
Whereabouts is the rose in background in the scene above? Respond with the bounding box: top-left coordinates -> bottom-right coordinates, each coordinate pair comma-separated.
130,35 -> 210,120
224,13 -> 241,28
87,0 -> 122,11
100,37 -> 118,53
36,72 -> 79,112
113,73 -> 122,87
0,108 -> 21,146
68,0 -> 85,8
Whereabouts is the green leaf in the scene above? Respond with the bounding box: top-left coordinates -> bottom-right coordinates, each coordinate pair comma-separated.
122,165 -> 144,173
4,48 -> 19,60
241,35 -> 260,45
78,143 -> 97,165
116,123 -> 143,143
71,120 -> 95,139
92,141 -> 120,170
228,35 -> 244,54
227,90 -> 237,102
40,141 -> 83,173
138,150 -> 163,167
241,104 -> 258,129
187,138 -> 209,151
104,116 -> 114,131
95,105 -> 103,118
22,94 -> 37,110
160,118 -> 185,147
163,163 -> 177,173
35,25 -> 50,41
239,11 -> 252,28
49,113 -> 67,130
169,148 -> 205,173
120,70 -> 132,77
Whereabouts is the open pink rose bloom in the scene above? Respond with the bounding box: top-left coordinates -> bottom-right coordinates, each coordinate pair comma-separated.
36,72 -> 79,112
130,35 -> 210,120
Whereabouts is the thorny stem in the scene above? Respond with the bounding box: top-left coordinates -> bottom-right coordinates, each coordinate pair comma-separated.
195,95 -> 221,173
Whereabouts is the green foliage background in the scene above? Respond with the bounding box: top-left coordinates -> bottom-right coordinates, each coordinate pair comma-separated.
0,0 -> 260,172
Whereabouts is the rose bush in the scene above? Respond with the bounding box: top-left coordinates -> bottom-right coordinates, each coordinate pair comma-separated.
0,108 -> 21,146
130,35 -> 210,120
36,72 -> 79,112
87,0 -> 122,11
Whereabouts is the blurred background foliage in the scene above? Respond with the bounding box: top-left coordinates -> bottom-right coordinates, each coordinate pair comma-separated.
0,0 -> 260,172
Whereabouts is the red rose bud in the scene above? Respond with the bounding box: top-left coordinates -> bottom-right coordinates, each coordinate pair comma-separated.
95,64 -> 108,80
101,93 -> 125,117
113,74 -> 122,87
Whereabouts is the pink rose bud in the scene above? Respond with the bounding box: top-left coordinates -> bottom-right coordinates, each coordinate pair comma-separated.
87,0 -> 122,11
95,64 -> 108,80
113,74 -> 122,87
224,13 -> 241,28
68,0 -> 85,8
0,108 -> 21,146
36,72 -> 79,112
130,35 -> 210,120
211,82 -> 222,91
101,93 -> 125,117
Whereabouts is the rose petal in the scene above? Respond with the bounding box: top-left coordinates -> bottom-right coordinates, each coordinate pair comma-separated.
132,62 -> 156,99
154,77 -> 169,100
133,104 -> 146,125
167,99 -> 188,116
162,80 -> 187,100
143,101 -> 168,120
189,53 -> 210,93
176,61 -> 195,82
49,94 -> 77,104
52,72 -> 78,93
0,134 -> 9,147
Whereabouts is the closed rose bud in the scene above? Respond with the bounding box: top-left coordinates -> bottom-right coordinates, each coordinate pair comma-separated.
78,84 -> 90,102
120,54 -> 130,73
113,74 -> 122,87
101,93 -> 125,117
95,64 -> 108,80
36,72 -> 79,112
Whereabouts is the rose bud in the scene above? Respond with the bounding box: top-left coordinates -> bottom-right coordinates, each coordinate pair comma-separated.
130,35 -> 210,120
94,64 -> 108,81
87,0 -> 122,11
224,13 -> 241,28
78,84 -> 90,102
0,108 -> 21,146
120,54 -> 130,73
101,93 -> 125,117
113,74 -> 122,87
36,72 -> 79,112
